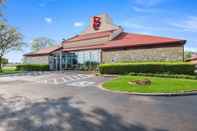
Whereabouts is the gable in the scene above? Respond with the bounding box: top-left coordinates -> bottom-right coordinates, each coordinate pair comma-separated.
81,14 -> 120,35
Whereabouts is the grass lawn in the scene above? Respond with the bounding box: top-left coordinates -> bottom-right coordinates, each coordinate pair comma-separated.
103,75 -> 197,93
0,67 -> 22,75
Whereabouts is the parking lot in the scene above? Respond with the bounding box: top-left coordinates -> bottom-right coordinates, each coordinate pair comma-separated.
0,71 -> 197,131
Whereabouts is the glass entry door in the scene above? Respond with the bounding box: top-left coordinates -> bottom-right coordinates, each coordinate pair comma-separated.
62,50 -> 101,70
63,53 -> 77,70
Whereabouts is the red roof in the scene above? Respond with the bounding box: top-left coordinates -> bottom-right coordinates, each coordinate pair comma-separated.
24,31 -> 186,55
24,46 -> 62,56
63,32 -> 185,52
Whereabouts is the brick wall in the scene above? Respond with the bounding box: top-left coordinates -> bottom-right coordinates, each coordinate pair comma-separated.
102,44 -> 184,63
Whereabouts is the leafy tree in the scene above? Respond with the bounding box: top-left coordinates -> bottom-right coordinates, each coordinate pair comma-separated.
0,0 -> 5,16
0,0 -> 5,4
31,37 -> 56,51
184,51 -> 193,60
0,21 -> 23,72
1,57 -> 8,65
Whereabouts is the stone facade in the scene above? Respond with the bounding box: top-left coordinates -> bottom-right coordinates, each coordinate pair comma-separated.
102,44 -> 184,63
23,55 -> 49,64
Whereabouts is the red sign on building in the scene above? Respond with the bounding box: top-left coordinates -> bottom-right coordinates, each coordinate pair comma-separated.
93,16 -> 101,30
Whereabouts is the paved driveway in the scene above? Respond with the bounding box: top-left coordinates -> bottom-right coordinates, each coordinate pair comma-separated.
0,71 -> 197,131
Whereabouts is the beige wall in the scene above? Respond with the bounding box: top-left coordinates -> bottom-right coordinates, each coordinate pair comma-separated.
23,55 -> 49,64
102,45 -> 184,63
81,14 -> 120,35
63,37 -> 109,48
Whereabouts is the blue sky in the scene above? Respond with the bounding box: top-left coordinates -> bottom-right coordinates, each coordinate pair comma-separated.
3,0 -> 197,62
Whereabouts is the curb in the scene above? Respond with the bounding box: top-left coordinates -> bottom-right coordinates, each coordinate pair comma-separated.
97,83 -> 197,97
0,71 -> 51,77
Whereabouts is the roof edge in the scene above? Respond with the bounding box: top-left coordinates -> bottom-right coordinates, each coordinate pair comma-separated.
24,46 -> 62,57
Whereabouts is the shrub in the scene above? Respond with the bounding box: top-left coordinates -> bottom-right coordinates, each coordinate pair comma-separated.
99,62 -> 196,75
16,64 -> 49,71
128,72 -> 197,80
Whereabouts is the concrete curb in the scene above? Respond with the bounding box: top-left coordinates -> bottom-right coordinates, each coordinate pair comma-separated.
0,71 -> 52,77
97,83 -> 197,97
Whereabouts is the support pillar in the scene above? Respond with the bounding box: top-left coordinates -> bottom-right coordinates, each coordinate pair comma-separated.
59,52 -> 63,71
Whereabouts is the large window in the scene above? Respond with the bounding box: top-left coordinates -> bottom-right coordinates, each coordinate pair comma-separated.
75,50 -> 101,64
63,49 -> 101,70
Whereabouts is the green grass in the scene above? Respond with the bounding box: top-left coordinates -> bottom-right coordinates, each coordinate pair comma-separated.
103,75 -> 197,93
0,67 -> 22,75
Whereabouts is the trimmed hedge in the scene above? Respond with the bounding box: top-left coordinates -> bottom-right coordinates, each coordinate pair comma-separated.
128,72 -> 197,80
99,62 -> 196,75
16,64 -> 49,71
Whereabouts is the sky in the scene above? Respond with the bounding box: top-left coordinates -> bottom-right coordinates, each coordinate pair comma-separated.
2,0 -> 197,63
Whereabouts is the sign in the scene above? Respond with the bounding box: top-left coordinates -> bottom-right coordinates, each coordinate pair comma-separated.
93,16 -> 101,30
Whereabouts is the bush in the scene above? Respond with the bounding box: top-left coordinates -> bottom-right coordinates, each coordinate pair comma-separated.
99,62 -> 196,75
128,72 -> 197,80
16,64 -> 49,71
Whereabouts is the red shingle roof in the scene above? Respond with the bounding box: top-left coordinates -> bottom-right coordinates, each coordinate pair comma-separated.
102,32 -> 185,49
24,31 -> 186,55
63,32 -> 185,51
24,46 -> 62,56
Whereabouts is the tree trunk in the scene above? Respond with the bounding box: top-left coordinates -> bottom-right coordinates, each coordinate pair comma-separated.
0,56 -> 2,72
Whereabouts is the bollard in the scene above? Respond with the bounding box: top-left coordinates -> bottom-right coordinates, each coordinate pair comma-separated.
195,65 -> 197,74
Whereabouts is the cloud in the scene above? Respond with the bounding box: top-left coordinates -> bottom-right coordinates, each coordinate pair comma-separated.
134,0 -> 163,7
39,3 -> 45,7
122,21 -> 173,32
132,6 -> 162,13
44,17 -> 53,24
185,47 -> 197,52
131,0 -> 165,13
171,16 -> 197,32
73,22 -> 84,27
38,0 -> 57,7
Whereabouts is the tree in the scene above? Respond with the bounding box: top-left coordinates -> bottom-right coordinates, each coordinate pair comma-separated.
31,37 -> 56,51
0,21 -> 23,72
184,51 -> 193,60
0,0 -> 5,4
1,57 -> 8,66
0,0 -> 5,16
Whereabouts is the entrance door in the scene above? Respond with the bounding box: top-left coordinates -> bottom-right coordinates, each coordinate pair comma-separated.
63,53 -> 78,70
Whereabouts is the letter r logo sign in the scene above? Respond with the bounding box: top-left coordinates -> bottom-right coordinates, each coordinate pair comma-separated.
93,16 -> 101,30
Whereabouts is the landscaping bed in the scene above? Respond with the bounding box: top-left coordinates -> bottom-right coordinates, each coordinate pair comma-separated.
102,75 -> 197,93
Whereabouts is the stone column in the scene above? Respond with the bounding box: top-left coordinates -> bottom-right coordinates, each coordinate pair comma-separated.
59,51 -> 63,71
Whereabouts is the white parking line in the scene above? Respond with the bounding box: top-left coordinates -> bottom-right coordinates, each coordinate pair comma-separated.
67,81 -> 95,87
44,80 -> 47,84
53,79 -> 58,85
61,77 -> 68,82
34,74 -> 94,85
71,75 -> 81,80
64,76 -> 75,81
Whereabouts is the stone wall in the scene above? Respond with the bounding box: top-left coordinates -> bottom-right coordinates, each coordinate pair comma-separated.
102,45 -> 184,63
23,55 -> 49,64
